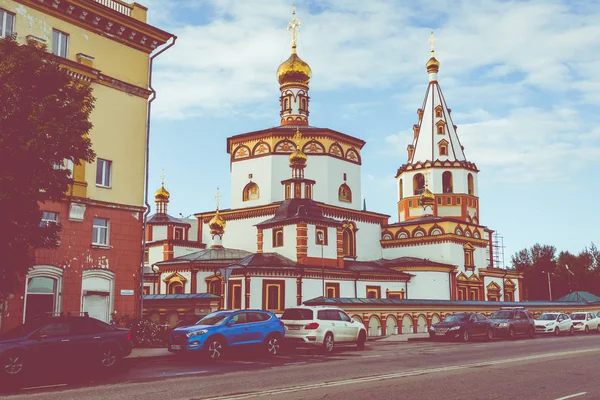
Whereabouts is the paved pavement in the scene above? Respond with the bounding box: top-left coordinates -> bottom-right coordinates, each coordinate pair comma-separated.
3,333 -> 600,399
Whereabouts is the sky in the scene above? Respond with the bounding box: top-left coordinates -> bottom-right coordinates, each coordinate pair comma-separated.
140,0 -> 600,266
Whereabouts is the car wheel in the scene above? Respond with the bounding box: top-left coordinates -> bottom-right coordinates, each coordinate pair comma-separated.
585,326 -> 590,334
356,330 -> 367,350
265,334 -> 281,357
206,337 -> 225,361
569,326 -> 575,335
322,332 -> 334,354
485,328 -> 494,341
461,330 -> 469,342
554,327 -> 560,337
508,327 -> 516,339
2,351 -> 25,378
99,344 -> 121,371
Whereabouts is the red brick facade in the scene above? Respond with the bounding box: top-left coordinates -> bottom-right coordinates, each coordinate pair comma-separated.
1,199 -> 144,332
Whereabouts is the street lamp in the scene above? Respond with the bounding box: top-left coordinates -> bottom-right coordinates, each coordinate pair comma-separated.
541,270 -> 552,301
317,231 -> 325,297
152,264 -> 159,294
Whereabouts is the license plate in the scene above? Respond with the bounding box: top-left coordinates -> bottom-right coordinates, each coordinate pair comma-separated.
436,332 -> 445,336
171,344 -> 182,350
289,326 -> 301,330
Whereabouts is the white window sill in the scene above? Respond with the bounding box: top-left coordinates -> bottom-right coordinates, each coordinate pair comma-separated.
95,184 -> 112,189
91,244 -> 112,249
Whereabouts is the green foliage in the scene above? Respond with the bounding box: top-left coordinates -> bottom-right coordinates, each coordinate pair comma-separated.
511,242 -> 600,300
111,314 -> 169,348
0,36 -> 95,302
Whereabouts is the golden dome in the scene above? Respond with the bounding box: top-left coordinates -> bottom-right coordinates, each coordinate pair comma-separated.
426,56 -> 440,74
420,187 -> 435,205
289,148 -> 307,166
209,210 -> 226,235
277,47 -> 312,86
154,184 -> 170,201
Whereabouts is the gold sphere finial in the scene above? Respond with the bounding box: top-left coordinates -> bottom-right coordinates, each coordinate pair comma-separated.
154,169 -> 170,201
289,128 -> 307,166
426,31 -> 440,74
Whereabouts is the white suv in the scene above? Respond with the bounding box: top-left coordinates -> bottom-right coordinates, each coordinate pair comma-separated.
280,306 -> 367,354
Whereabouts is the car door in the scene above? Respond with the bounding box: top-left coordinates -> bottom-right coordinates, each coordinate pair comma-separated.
516,311 -> 528,334
316,310 -> 337,340
336,310 -> 358,341
588,314 -> 598,330
28,321 -> 75,369
559,314 -> 570,332
477,314 -> 490,335
246,312 -> 270,343
225,312 -> 252,346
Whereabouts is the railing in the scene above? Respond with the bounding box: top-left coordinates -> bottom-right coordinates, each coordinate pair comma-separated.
93,0 -> 132,17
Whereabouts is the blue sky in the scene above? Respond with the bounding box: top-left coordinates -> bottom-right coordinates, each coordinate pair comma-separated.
141,0 -> 599,265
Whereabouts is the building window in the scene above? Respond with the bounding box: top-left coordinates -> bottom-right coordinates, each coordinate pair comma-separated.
262,280 -> 285,312
436,124 -> 444,135
243,182 -> 259,201
325,282 -> 340,298
285,183 -> 291,199
463,243 -> 475,269
446,197 -> 451,205
442,171 -> 453,193
96,159 -> 112,188
1,9 -> 15,38
168,281 -> 183,294
342,223 -> 356,258
52,29 -> 69,58
338,183 -> 352,203
207,277 -> 222,297
413,173 -> 425,195
273,227 -> 283,248
40,211 -> 59,227
305,184 -> 312,199
143,286 -> 150,295
437,197 -> 442,205
143,249 -> 149,264
175,228 -> 184,240
284,98 -> 290,110
457,197 -> 461,205
316,227 -> 328,245
25,276 -> 57,322
408,200 -> 413,208
386,289 -> 405,300
398,179 -> 403,199
467,173 -> 474,195
92,218 -> 109,246
439,144 -> 448,156
366,286 -> 381,299
301,97 -> 306,110
228,281 -> 242,309
435,107 -> 443,118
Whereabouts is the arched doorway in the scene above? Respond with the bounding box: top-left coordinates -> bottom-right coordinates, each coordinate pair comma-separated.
368,316 -> 381,337
402,315 -> 413,334
417,315 -> 428,333
386,316 -> 397,335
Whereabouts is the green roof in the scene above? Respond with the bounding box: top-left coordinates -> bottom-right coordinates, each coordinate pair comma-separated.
556,291 -> 600,304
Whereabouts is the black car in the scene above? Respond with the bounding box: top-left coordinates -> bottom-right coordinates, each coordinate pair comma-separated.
0,315 -> 132,385
489,307 -> 536,339
429,313 -> 494,342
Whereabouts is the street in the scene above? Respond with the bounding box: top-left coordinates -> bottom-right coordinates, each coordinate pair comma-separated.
3,334 -> 600,400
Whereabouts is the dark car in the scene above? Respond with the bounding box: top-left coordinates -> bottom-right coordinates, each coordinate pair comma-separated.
0,315 -> 132,385
169,309 -> 285,360
429,313 -> 494,342
489,307 -> 536,339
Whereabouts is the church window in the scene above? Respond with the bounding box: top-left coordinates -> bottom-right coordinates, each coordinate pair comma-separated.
338,184 -> 352,203
366,286 -> 381,299
305,184 -> 312,199
467,174 -> 474,195
325,282 -> 340,298
435,105 -> 443,118
430,228 -> 443,236
399,179 -> 403,199
285,183 -> 291,199
413,230 -> 425,238
294,183 -> 301,198
455,228 -> 463,235
456,197 -> 461,205
437,197 -> 442,205
382,233 -> 393,240
273,228 -> 284,248
229,281 -> 242,309
301,98 -> 306,110
408,200 -> 413,208
207,277 -> 222,296
175,228 -> 184,240
144,249 -> 149,264
397,231 -> 409,239
386,290 -> 405,300
442,171 -> 453,193
437,125 -> 444,135
262,280 -> 285,312
413,173 -> 425,195
342,224 -> 356,258
284,98 -> 290,110
316,227 -> 328,245
446,197 -> 451,205
167,281 -> 184,294
243,182 -> 259,201
439,144 -> 448,156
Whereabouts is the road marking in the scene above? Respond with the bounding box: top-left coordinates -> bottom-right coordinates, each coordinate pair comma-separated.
555,393 -> 587,400
22,384 -> 68,391
360,355 -> 381,358
169,371 -> 208,377
201,347 -> 600,400
284,362 -> 308,366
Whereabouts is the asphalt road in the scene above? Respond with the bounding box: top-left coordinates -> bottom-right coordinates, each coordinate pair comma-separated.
4,334 -> 600,400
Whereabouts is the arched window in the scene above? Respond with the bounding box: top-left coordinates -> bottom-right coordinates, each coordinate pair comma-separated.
168,281 -> 184,294
442,171 -> 453,193
243,182 -> 259,201
399,179 -> 403,199
342,223 -> 356,258
284,98 -> 290,110
285,183 -> 291,200
413,173 -> 425,195
25,265 -> 63,322
467,174 -> 474,195
305,184 -> 312,199
338,184 -> 352,203
301,98 -> 306,110
207,277 -> 222,296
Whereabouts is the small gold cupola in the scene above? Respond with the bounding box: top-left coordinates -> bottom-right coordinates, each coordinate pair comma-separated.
426,31 -> 440,78
155,170 -> 170,214
209,188 -> 226,248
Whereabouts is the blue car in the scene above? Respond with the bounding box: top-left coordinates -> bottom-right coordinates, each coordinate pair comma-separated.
168,310 -> 285,360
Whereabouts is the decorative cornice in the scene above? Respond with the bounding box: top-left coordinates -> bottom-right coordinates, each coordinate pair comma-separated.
319,203 -> 389,225
381,233 -> 488,248
395,159 -> 479,178
196,204 -> 280,223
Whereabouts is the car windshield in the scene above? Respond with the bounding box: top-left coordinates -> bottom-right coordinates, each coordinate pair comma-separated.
281,309 -> 313,320
443,315 -> 468,323
0,321 -> 45,340
491,310 -> 513,319
570,314 -> 585,320
196,312 -> 232,326
537,314 -> 558,321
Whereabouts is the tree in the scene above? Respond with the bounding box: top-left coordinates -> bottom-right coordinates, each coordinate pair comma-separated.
0,36 -> 95,303
510,244 -> 556,300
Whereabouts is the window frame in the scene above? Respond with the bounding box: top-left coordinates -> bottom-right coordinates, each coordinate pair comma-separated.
0,9 -> 15,38
315,226 -> 328,245
52,29 -> 70,58
96,159 -> 112,188
366,286 -> 381,299
272,227 -> 284,248
92,217 -> 110,246
325,282 -> 340,298
40,211 -> 59,227
262,279 -> 285,312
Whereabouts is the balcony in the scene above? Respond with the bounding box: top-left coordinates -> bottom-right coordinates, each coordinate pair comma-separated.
93,0 -> 132,17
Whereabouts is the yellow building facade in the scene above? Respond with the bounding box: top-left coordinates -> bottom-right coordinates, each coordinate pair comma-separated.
0,0 -> 174,331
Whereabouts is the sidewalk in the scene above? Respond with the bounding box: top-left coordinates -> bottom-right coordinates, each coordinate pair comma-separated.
127,333 -> 431,360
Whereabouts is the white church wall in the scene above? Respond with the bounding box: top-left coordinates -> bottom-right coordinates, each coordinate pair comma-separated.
247,277 -> 298,310
354,221 -> 384,261
230,156 -> 274,209
184,218 -> 198,241
437,206 -> 462,217
382,242 -> 457,266
148,245 -> 164,267
306,226 -> 337,259
408,271 -> 450,299
262,225 -> 298,261
152,225 -> 167,241
304,156 -> 362,210
302,278 -> 325,302
196,271 -> 216,293
355,281 -> 408,298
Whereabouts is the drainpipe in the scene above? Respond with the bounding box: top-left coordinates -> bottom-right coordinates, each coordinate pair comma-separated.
140,36 -> 177,319
354,274 -> 360,298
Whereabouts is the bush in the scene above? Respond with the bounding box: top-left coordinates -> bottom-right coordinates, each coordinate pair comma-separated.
110,313 -> 170,348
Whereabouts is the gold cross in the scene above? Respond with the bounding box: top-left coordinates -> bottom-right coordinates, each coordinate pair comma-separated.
160,169 -> 166,186
428,31 -> 436,56
292,127 -> 303,148
424,169 -> 431,188
214,187 -> 221,210
287,5 -> 302,49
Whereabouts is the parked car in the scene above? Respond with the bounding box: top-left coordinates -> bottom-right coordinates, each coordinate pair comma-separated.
280,306 -> 367,354
534,313 -> 574,336
570,312 -> 600,333
429,313 -> 494,342
489,307 -> 535,339
168,310 -> 284,360
0,315 -> 131,384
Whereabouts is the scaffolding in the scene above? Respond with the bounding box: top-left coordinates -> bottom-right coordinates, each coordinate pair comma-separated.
491,233 -> 506,269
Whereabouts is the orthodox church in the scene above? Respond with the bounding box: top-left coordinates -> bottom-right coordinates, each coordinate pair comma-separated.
143,10 -> 523,325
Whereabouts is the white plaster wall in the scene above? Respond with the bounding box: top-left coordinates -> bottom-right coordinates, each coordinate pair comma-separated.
196,270 -> 217,293
304,156 -> 362,210
407,271 -> 450,299
148,245 -> 163,266
355,221 -> 384,261
409,207 -> 424,217
262,225 -> 298,261
437,206 -> 462,217
302,278 -> 325,303
306,226 -> 337,259
184,218 -> 198,241
355,281 -> 408,298
152,225 -> 167,241
230,156 -> 276,209
200,216 -> 266,252
397,169 -> 479,199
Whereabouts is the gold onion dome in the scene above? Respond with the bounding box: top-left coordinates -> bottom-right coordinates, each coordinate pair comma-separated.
421,187 -> 435,205
209,210 -> 226,235
289,147 -> 307,166
154,184 -> 170,201
426,56 -> 440,74
277,47 -> 312,85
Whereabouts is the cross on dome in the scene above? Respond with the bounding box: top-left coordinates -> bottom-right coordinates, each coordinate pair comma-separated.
428,31 -> 436,57
214,187 -> 221,210
287,5 -> 302,51
160,169 -> 166,186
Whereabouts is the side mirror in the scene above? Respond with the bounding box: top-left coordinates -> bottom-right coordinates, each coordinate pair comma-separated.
350,319 -> 355,323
